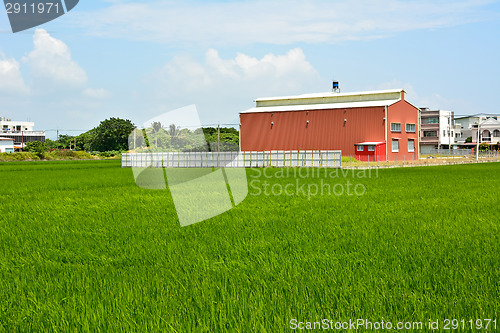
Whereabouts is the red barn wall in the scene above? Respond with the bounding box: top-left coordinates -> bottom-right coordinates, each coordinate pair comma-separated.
240,106 -> 386,156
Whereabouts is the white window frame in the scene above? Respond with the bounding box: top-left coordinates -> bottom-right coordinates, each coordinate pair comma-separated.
391,123 -> 401,132
392,139 -> 399,153
368,145 -> 375,152
408,139 -> 415,153
356,145 -> 364,152
406,123 -> 416,133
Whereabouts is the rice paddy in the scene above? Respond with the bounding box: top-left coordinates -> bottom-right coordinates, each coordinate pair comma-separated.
0,160 -> 499,331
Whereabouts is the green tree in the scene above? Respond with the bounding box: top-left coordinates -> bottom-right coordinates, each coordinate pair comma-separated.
45,138 -> 57,149
151,121 -> 162,148
465,136 -> 472,143
90,118 -> 135,152
24,141 -> 48,158
75,131 -> 96,151
479,142 -> 490,152
58,134 -> 75,149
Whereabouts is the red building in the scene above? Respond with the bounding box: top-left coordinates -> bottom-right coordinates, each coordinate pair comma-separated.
240,89 -> 419,161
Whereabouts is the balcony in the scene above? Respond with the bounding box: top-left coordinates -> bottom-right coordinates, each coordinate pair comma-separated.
420,124 -> 439,130
1,130 -> 45,135
420,137 -> 439,143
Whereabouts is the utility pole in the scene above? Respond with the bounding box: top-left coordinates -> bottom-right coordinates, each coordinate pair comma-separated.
217,123 -> 220,167
133,129 -> 136,150
56,129 -> 59,150
448,113 -> 452,152
476,122 -> 480,162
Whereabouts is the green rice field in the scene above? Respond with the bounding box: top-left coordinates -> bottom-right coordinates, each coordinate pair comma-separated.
0,160 -> 499,331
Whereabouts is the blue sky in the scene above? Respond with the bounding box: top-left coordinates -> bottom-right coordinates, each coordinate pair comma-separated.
0,0 -> 499,138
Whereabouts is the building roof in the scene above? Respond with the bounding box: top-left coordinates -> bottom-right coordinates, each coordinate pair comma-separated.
254,89 -> 405,102
355,141 -> 386,146
241,99 -> 401,114
455,113 -> 499,120
479,118 -> 500,127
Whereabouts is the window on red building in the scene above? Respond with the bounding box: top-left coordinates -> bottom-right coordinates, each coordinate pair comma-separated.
391,123 -> 401,132
408,139 -> 415,152
392,139 -> 399,152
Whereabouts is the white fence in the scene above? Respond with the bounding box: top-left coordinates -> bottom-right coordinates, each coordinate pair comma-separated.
122,151 -> 342,168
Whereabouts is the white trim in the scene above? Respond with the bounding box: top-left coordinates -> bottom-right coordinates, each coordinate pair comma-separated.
254,89 -> 405,102
241,99 -> 400,114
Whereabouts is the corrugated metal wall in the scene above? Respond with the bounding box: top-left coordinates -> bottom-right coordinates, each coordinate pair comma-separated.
240,106 -> 386,156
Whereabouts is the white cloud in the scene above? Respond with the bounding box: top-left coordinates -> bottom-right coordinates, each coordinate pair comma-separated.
83,88 -> 112,99
156,48 -> 319,93
71,0 -> 499,45
22,29 -> 87,87
146,48 -> 324,122
161,48 -> 320,92
0,56 -> 30,95
373,79 -> 477,115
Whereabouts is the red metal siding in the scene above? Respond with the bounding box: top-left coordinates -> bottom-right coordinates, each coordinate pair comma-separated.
240,107 -> 386,156
355,143 -> 386,162
387,100 -> 420,160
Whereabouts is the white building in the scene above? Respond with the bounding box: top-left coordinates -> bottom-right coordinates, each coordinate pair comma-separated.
0,137 -> 14,153
455,114 -> 500,145
0,116 -> 45,149
419,108 -> 461,153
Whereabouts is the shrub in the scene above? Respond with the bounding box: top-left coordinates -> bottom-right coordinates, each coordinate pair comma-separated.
98,150 -> 123,158
0,152 -> 39,161
24,141 -> 48,158
47,150 -> 94,160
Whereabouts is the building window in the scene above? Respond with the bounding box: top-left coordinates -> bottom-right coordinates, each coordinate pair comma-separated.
406,123 -> 416,133
392,139 -> 399,153
443,130 -> 446,137
428,117 -> 439,124
494,130 -> 500,138
356,145 -> 364,152
424,131 -> 437,137
408,139 -> 415,152
391,123 -> 401,132
368,145 -> 375,152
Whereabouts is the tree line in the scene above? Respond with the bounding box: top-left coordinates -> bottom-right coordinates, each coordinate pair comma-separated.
41,118 -> 239,153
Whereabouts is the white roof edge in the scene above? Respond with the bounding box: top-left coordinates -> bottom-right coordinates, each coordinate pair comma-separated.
254,89 -> 405,102
240,99 -> 400,114
455,113 -> 499,119
355,141 -> 385,145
